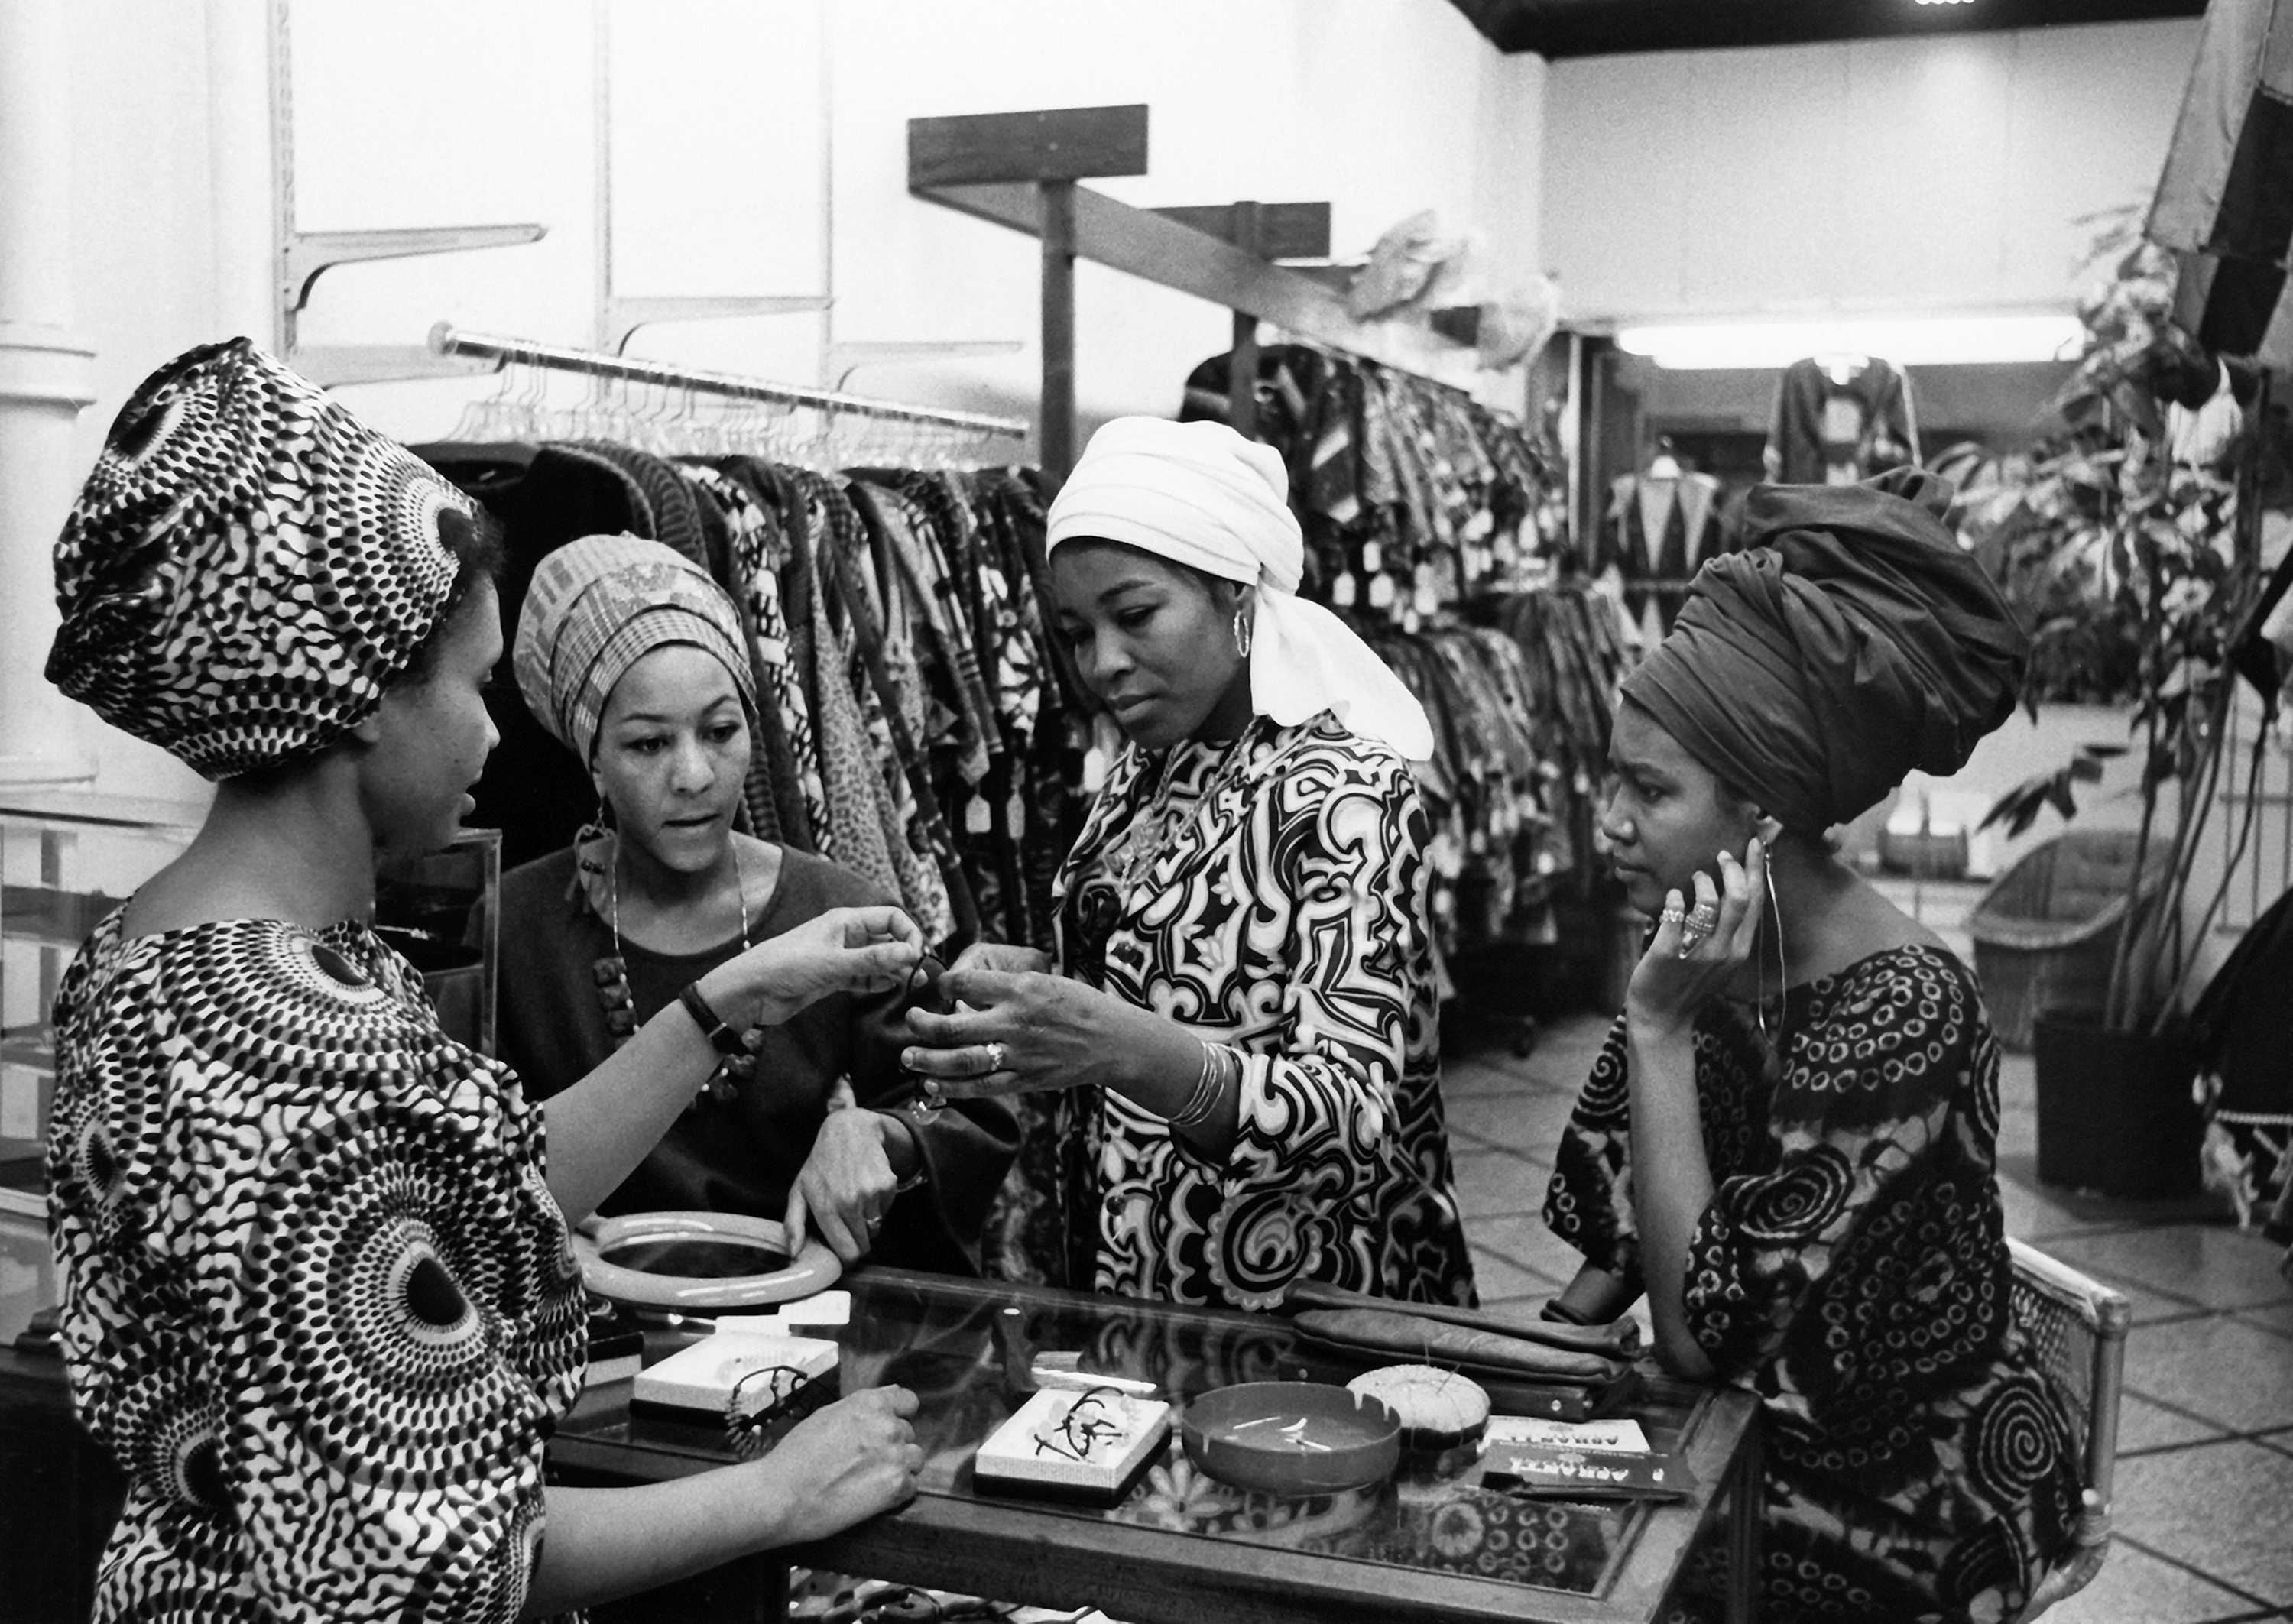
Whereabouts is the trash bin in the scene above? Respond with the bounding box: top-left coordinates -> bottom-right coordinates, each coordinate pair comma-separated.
1966,829 -> 2161,1052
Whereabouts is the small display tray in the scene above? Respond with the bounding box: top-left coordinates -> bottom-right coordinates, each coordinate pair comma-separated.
974,1387 -> 1173,1505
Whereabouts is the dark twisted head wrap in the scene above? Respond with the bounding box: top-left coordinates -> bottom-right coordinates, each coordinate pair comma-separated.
47,338 -> 473,780
1619,468 -> 2028,834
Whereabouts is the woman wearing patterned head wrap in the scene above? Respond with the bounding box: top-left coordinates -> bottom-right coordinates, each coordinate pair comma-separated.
42,340 -> 928,1622
496,534 -> 1016,1274
1541,470 -> 2081,1624
903,416 -> 1476,1311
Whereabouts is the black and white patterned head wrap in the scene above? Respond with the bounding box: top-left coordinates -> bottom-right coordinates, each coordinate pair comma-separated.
46,338 -> 474,780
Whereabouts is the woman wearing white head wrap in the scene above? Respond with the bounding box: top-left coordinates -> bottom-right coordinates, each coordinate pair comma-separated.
903,417 -> 1476,1312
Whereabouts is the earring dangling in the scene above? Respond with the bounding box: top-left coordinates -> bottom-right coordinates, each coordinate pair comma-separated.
567,797 -> 616,904
1759,854 -> 1787,1042
1233,605 -> 1254,659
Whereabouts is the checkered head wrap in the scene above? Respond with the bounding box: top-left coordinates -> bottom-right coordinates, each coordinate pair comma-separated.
511,533 -> 756,767
46,338 -> 473,779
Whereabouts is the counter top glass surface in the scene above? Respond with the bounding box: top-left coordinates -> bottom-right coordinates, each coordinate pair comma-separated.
556,1267 -> 1750,1619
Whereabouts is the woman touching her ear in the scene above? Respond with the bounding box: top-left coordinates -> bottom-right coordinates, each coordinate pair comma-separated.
1542,471 -> 2082,1624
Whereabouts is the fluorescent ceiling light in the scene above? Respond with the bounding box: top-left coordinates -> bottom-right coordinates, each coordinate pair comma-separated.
1613,314 -> 2084,369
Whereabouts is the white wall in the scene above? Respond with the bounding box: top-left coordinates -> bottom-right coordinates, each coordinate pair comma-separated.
42,0 -> 1545,802
1542,21 -> 2201,323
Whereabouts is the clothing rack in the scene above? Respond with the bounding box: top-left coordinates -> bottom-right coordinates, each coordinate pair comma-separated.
426,323 -> 1030,439
903,105 -> 1486,478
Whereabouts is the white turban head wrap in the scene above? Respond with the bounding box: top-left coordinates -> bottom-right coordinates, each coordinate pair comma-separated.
1045,417 -> 1434,759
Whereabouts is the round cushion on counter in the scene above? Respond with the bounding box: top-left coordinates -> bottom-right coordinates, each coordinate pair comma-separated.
1344,1364 -> 1490,1450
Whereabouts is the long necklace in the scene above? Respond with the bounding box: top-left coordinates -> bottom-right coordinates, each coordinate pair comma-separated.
1111,724 -> 1260,895
591,838 -> 755,1108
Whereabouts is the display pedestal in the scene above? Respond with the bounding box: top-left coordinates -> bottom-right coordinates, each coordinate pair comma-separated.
2033,1013 -> 2203,1199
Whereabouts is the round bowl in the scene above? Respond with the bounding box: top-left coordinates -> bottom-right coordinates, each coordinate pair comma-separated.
572,1211 -> 840,1310
1181,1380 -> 1401,1496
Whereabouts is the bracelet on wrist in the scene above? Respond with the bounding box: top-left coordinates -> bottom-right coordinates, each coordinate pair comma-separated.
885,1109 -> 929,1194
676,981 -> 750,1058
1166,1042 -> 1234,1132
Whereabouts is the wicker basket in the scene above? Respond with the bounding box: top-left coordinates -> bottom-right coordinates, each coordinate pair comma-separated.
1967,830 -> 2162,1052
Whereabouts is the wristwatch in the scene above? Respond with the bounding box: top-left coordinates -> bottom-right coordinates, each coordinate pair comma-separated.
676,981 -> 749,1058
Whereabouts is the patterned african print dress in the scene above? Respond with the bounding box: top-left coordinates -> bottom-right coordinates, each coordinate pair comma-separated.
1545,943 -> 2080,1624
1036,711 -> 1476,1310
47,913 -> 586,1623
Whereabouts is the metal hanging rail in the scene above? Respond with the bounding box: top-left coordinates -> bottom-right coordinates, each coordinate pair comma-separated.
426,322 -> 1030,439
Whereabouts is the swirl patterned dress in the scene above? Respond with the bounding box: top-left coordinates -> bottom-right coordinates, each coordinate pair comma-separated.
1043,711 -> 1476,1310
47,913 -> 587,1624
1544,944 -> 2079,1624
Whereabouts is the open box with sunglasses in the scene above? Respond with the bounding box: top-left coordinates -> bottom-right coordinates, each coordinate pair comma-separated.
630,1329 -> 841,1436
972,1384 -> 1173,1504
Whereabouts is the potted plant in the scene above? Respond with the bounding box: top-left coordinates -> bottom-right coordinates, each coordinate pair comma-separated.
1971,217 -> 2262,1199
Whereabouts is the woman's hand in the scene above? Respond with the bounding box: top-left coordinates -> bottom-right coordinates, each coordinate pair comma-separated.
754,1386 -> 923,1546
784,1109 -> 901,1264
712,905 -> 925,1029
949,941 -> 1052,977
1623,837 -> 1766,1038
900,967 -> 1143,1100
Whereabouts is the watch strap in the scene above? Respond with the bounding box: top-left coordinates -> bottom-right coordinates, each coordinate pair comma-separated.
677,981 -> 749,1058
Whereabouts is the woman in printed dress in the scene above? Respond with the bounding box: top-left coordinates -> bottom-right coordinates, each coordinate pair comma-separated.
1542,469 -> 2084,1622
903,416 -> 1475,1311
41,340 -> 926,1621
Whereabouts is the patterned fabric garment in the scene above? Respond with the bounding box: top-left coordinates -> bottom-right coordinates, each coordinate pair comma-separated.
1037,712 -> 1477,1310
685,462 -> 814,850
1544,944 -> 2081,1624
47,338 -> 469,780
47,912 -> 586,1624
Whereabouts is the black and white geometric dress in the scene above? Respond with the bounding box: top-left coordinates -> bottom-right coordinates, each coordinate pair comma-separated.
1014,712 -> 1477,1311
47,912 -> 586,1623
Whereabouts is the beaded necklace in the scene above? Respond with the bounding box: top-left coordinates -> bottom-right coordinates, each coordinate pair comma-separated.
590,838 -> 756,1108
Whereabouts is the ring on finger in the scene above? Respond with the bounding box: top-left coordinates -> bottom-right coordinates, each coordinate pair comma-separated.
984,1041 -> 1007,1075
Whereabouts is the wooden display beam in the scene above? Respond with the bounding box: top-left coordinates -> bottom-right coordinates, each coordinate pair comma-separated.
907,104 -> 1475,480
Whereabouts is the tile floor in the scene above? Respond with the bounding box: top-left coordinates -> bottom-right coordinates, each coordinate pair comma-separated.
1443,1006 -> 2293,1624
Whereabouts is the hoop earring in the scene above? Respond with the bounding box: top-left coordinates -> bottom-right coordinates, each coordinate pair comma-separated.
1232,605 -> 1254,659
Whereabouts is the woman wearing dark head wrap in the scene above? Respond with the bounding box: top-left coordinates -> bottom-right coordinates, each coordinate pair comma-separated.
43,340 -> 926,1622
1541,470 -> 2082,1624
496,534 -> 1016,1274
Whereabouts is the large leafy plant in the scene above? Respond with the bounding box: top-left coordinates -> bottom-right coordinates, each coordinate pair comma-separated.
1977,218 -> 2262,1036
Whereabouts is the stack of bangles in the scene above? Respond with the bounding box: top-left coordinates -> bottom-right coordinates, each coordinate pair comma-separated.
1167,1041 -> 1241,1131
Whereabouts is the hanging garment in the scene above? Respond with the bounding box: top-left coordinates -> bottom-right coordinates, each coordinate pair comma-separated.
683,462 -> 809,850
1597,469 -> 1727,643
415,441 -> 655,869
1764,355 -> 1921,485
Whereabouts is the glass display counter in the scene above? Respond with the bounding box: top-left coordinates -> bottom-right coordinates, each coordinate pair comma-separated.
0,790 -> 499,1220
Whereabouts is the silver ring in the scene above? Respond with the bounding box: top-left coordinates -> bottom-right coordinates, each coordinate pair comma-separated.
1686,902 -> 1721,931
984,1041 -> 1007,1074
1659,906 -> 1686,926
